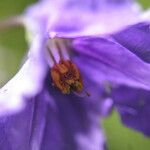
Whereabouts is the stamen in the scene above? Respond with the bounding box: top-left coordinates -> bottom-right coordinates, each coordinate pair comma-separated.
51,60 -> 83,94
46,46 -> 57,64
54,40 -> 64,59
46,38 -> 70,67
85,91 -> 91,97
55,39 -> 70,60
46,38 -> 89,96
73,90 -> 91,97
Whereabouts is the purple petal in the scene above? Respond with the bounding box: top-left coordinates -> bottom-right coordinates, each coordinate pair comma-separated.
0,76 -> 106,150
0,94 -> 49,150
72,36 -> 150,90
112,22 -> 150,63
0,34 -> 47,116
24,0 -> 142,35
111,86 -> 150,136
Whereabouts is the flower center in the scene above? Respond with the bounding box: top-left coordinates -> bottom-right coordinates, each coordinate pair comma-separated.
46,38 -> 84,94
51,59 -> 83,94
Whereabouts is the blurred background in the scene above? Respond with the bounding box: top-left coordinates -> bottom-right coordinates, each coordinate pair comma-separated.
0,0 -> 150,150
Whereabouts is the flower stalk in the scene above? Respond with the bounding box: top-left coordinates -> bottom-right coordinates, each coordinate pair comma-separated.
0,15 -> 24,31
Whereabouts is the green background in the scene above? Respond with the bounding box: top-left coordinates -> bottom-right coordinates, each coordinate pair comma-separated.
0,0 -> 149,150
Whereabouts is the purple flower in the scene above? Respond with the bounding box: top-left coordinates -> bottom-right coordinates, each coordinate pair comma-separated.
0,0 -> 150,149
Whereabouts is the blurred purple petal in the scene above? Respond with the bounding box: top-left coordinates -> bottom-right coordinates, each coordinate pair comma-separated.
0,92 -> 50,150
24,0 -> 142,35
0,34 -> 47,116
111,86 -> 150,136
112,22 -> 150,63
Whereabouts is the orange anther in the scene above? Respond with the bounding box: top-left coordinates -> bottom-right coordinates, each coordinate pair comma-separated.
51,60 -> 83,94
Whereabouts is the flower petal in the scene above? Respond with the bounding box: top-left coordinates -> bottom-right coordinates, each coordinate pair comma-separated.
111,86 -> 150,136
0,34 -> 47,116
24,0 -> 142,35
0,95 -> 47,150
0,76 -> 106,150
112,22 -> 150,63
72,36 -> 150,90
